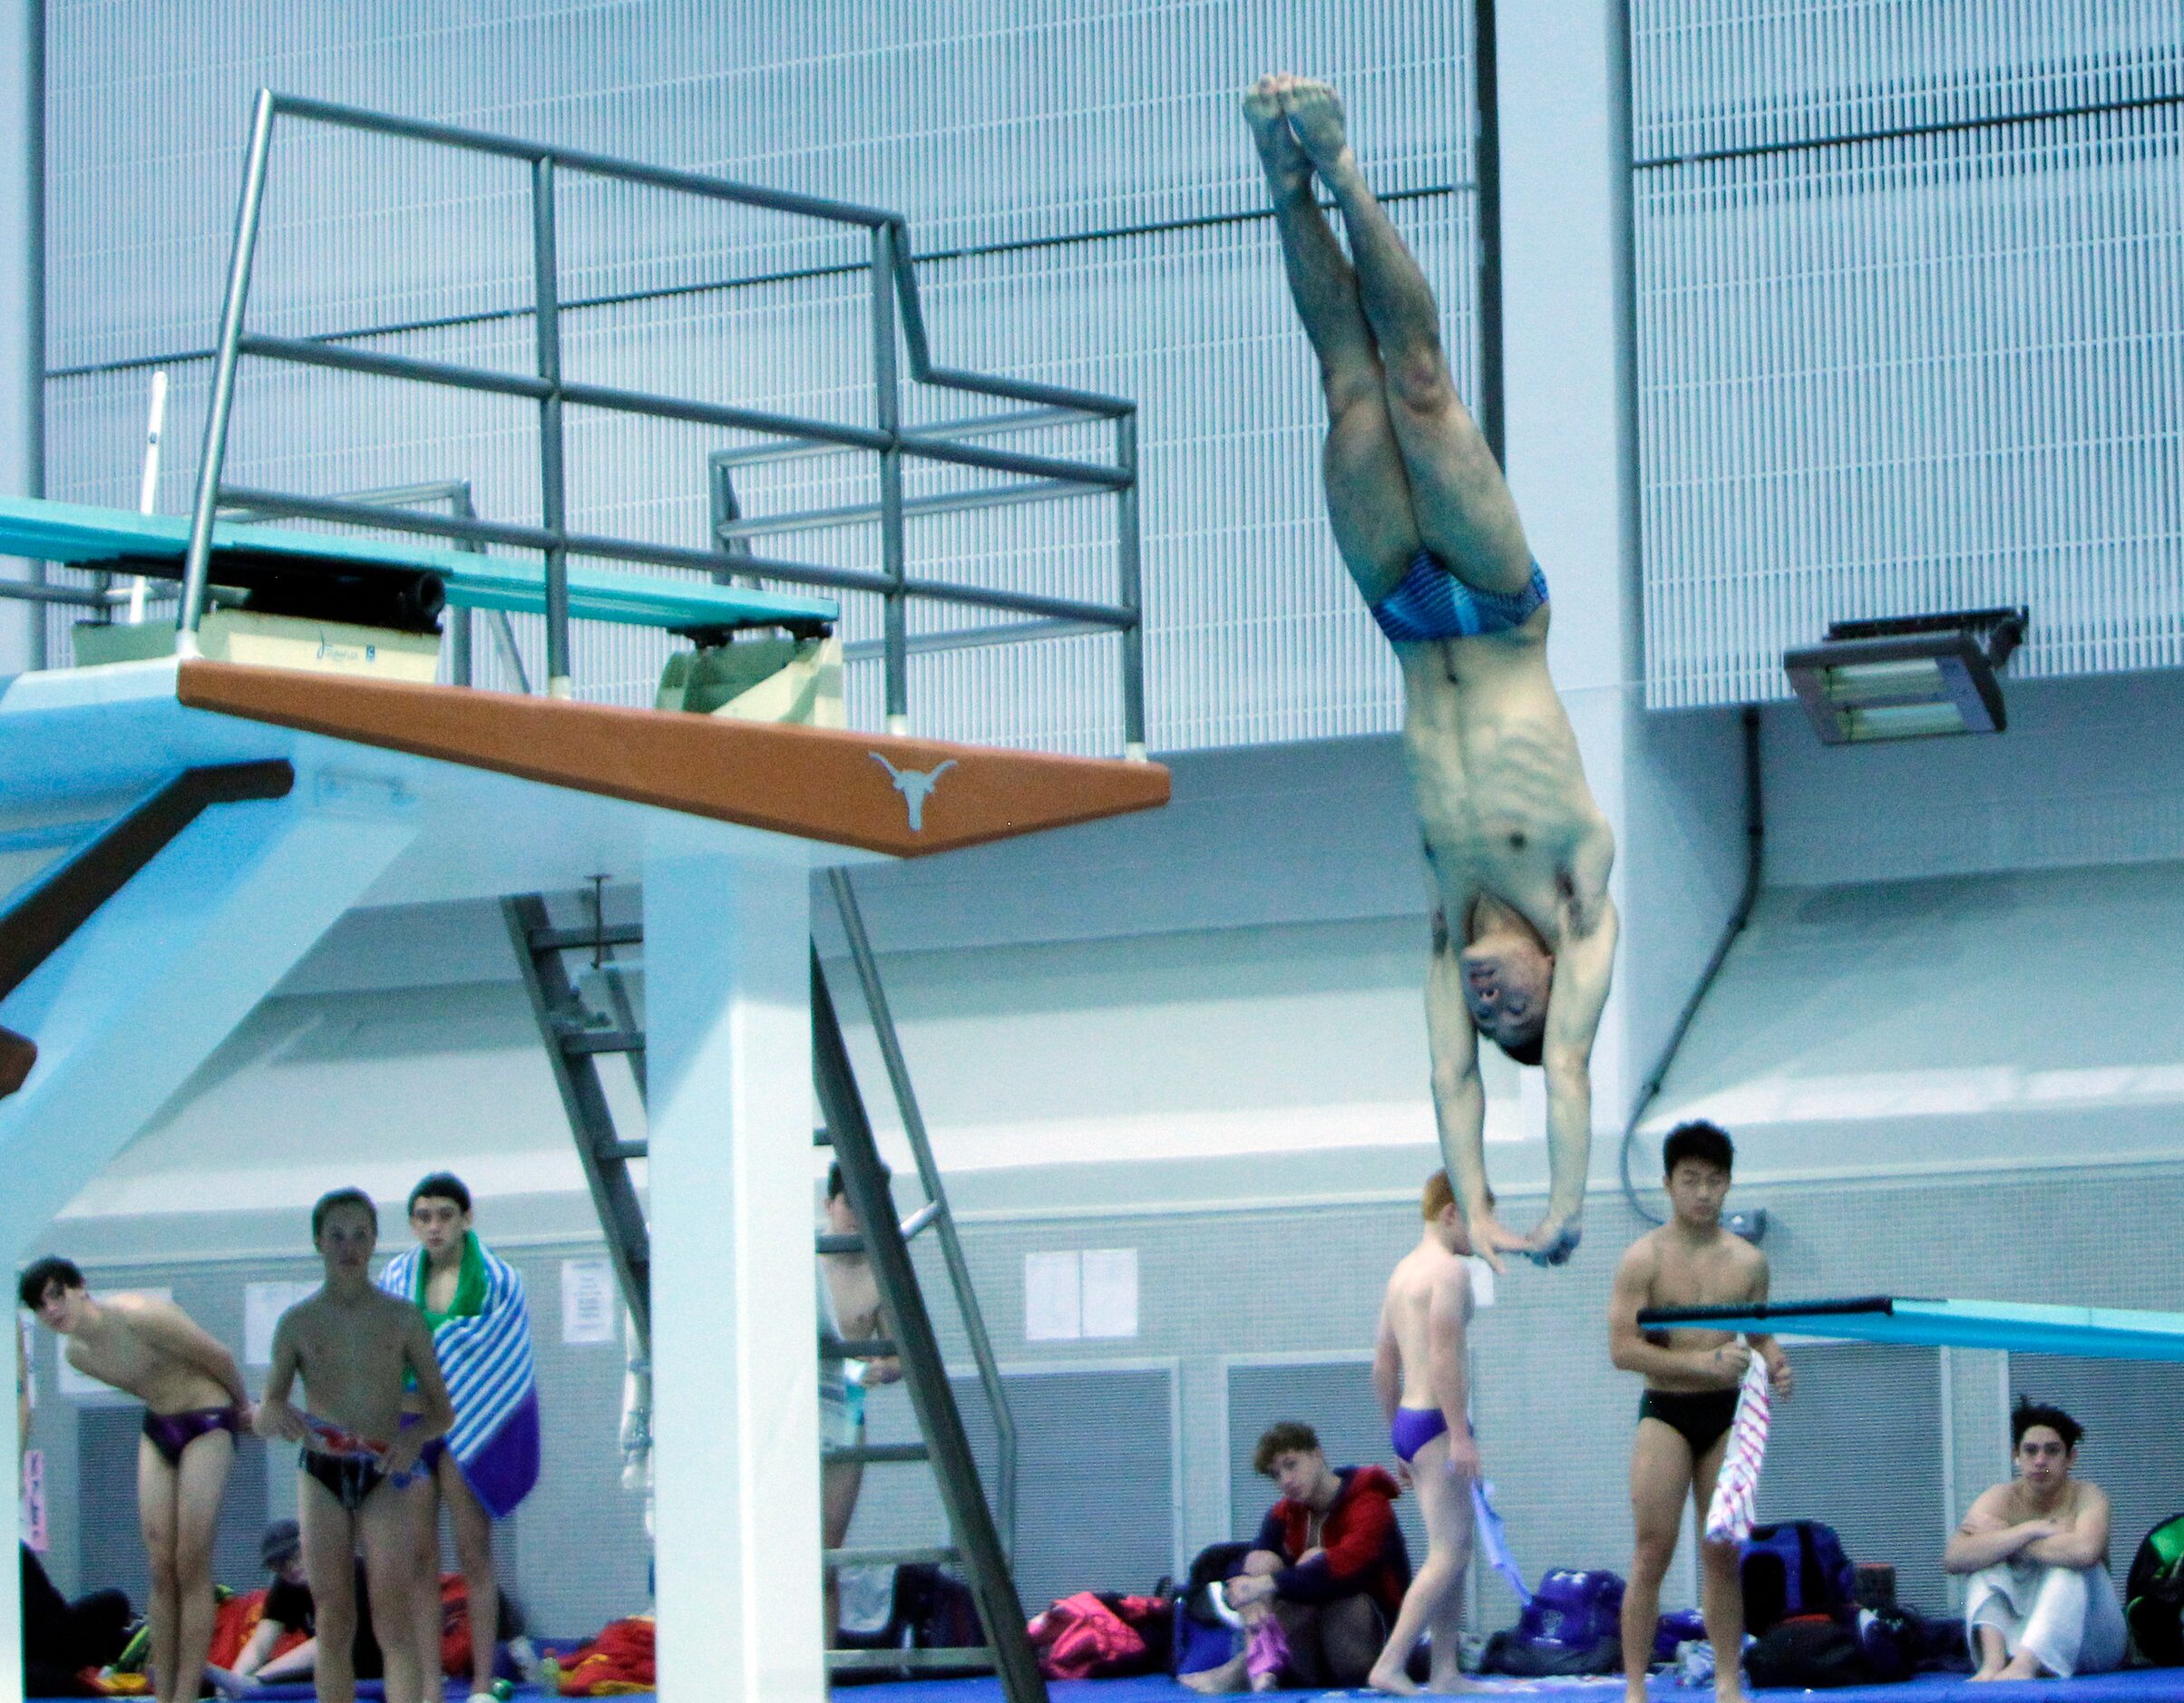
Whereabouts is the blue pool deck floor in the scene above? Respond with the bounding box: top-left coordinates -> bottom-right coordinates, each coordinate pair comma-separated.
70,1666 -> 2183,1703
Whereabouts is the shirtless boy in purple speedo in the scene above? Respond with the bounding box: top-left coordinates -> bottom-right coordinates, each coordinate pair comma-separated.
20,1256 -> 252,1703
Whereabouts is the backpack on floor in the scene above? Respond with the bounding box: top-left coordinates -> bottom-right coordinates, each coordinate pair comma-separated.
2126,1511 -> 2184,1664
833,1563 -> 987,1683
1740,1520 -> 1856,1634
1098,1589 -> 1175,1678
1030,1592 -> 1146,1680
1746,1613 -> 1869,1689
1174,1541 -> 1253,1675
901,1564 -> 985,1668
1480,1569 -> 1623,1677
1652,1607 -> 1707,1662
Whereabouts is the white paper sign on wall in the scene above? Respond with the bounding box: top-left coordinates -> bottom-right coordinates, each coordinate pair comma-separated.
1079,1250 -> 1138,1339
561,1258 -> 617,1346
20,1449 -> 44,1552
1023,1251 -> 1081,1342
1024,1250 -> 1139,1342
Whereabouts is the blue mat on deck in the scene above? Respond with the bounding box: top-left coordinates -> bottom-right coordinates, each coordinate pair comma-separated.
32,1671 -> 2184,1702
818,1671 -> 2184,1701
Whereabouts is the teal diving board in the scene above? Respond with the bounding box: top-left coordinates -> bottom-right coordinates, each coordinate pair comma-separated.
1639,1295 -> 2184,1362
0,495 -> 836,634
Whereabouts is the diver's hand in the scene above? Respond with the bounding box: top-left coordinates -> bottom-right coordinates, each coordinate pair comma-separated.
1467,1209 -> 1530,1275
380,1430 -> 426,1480
253,1399 -> 307,1443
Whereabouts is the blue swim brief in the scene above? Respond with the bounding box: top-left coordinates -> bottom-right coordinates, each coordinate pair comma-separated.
1370,550 -> 1548,645
1390,1405 -> 1450,1465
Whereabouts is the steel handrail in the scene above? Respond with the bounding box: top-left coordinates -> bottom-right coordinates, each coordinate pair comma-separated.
216,485 -> 1136,629
825,868 -> 1018,1563
180,90 -> 1146,748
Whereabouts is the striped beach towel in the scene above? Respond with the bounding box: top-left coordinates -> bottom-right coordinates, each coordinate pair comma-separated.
1704,1353 -> 1770,1544
380,1238 -> 541,1517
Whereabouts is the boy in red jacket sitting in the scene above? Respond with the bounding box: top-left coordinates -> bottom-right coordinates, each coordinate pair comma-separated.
1183,1422 -> 1412,1692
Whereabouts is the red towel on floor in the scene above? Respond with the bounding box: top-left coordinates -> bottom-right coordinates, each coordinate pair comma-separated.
556,1616 -> 656,1695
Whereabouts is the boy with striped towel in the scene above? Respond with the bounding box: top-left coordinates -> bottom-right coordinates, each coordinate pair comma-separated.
381,1174 -> 541,1703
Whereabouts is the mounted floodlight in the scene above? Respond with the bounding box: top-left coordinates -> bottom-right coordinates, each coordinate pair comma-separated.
1783,607 -> 2027,745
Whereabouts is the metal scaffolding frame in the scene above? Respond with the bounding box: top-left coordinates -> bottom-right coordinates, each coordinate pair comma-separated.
173,90 -> 1145,747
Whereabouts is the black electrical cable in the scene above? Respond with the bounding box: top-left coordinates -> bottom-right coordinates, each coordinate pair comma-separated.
1618,703 -> 1763,1226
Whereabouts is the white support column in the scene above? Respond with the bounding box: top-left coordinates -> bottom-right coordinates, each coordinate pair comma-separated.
645,850 -> 821,1703
1497,0 -> 1640,1137
1497,0 -> 1749,1162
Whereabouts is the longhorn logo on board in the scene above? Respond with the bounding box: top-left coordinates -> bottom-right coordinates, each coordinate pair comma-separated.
869,753 -> 957,832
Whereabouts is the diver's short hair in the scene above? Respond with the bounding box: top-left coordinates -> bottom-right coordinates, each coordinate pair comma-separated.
17,1256 -> 83,1311
311,1187 -> 378,1241
825,1160 -> 890,1201
407,1173 -> 472,1215
1662,1120 -> 1734,1176
1253,1421 -> 1321,1477
1496,1029 -> 1544,1068
2012,1396 -> 2082,1452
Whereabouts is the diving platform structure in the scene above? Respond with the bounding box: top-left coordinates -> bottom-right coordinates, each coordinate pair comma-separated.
1641,1297 -> 2184,1363
0,651 -> 1165,1703
0,92 -> 1161,1703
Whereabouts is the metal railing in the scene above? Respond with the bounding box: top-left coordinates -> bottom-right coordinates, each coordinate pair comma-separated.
825,868 -> 1019,1562
177,90 -> 1146,750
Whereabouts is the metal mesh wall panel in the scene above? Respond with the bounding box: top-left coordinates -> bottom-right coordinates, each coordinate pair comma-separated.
842,1363 -> 1179,1611
1633,5 -> 2184,708
1632,3 -> 2184,162
1756,1343 -> 1949,1612
44,0 -> 1484,752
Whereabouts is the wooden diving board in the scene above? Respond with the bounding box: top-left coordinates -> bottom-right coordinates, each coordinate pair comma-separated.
177,660 -> 1169,859
0,495 -> 836,635
1639,1295 -> 2184,1362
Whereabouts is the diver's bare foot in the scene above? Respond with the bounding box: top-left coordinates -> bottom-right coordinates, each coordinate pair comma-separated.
1243,75 -> 1312,197
1992,1652 -> 2043,1681
1369,1659 -> 1421,1695
1182,1655 -> 1245,1693
1280,78 -> 1354,173
1969,1665 -> 2004,1682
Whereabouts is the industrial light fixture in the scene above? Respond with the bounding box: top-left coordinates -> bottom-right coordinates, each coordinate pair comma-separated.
1783,607 -> 2028,745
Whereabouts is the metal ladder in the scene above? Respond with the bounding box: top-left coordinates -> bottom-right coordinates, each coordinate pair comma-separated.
503,877 -> 1043,1703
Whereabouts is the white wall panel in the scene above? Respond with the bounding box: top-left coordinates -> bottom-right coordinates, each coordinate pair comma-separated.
1760,669 -> 2184,887
1633,5 -> 2184,709
44,0 -> 1482,751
